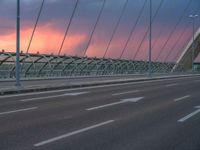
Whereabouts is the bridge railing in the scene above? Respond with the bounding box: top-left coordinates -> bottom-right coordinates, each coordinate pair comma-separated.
0,51 -> 195,79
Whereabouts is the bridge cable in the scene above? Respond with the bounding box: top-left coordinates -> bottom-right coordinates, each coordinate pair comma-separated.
119,0 -> 147,59
169,9 -> 200,62
155,0 -> 192,61
58,0 -> 79,56
173,23 -> 199,62
152,28 -> 162,52
133,0 -> 164,60
144,28 -> 163,61
143,28 -> 163,60
26,0 -> 45,53
83,0 -> 106,57
163,22 -> 191,62
103,0 -> 129,58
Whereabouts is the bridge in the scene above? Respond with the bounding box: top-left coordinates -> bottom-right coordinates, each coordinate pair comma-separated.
0,0 -> 200,150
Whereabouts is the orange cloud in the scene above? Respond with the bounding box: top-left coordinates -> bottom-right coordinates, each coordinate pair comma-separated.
61,33 -> 87,56
0,23 -> 193,62
0,23 -> 87,55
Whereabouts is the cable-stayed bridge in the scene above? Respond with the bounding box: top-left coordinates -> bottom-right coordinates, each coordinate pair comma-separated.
1,1 -> 200,150
0,0 -> 200,79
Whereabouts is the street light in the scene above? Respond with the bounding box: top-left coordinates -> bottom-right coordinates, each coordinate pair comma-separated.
189,14 -> 198,73
148,0 -> 152,77
16,0 -> 21,87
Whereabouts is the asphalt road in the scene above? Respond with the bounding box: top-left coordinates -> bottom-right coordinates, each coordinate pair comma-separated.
0,76 -> 200,150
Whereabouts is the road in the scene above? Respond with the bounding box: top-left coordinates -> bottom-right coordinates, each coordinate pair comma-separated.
0,76 -> 200,150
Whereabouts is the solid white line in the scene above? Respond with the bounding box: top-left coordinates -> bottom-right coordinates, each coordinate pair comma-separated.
112,90 -> 139,96
0,107 -> 38,115
34,120 -> 114,147
20,92 -> 89,102
0,76 -> 196,98
165,83 -> 179,87
174,95 -> 190,102
86,101 -> 125,111
178,109 -> 200,122
20,95 -> 66,102
63,92 -> 89,96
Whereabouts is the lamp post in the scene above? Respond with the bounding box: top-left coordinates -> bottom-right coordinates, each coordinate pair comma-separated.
16,0 -> 21,87
148,0 -> 152,77
189,14 -> 198,73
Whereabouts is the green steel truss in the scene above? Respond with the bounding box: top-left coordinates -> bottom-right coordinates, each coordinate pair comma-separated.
0,51 -> 182,79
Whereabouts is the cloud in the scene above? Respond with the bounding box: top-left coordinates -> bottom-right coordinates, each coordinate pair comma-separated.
0,0 -> 200,61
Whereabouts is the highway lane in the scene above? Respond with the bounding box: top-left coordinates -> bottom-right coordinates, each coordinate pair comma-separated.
0,75 -> 199,113
0,76 -> 200,149
0,75 -> 199,101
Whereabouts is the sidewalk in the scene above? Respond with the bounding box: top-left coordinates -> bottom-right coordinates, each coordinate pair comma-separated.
0,74 -> 199,95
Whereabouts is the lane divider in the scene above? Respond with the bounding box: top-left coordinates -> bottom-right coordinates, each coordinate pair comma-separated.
165,83 -> 179,87
178,106 -> 200,122
112,90 -> 139,96
20,92 -> 89,102
174,95 -> 190,102
34,120 -> 114,147
0,107 -> 38,116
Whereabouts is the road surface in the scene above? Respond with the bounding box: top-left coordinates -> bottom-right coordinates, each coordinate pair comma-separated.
0,75 -> 200,150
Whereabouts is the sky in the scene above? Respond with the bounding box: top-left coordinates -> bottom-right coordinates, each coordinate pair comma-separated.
0,0 -> 200,62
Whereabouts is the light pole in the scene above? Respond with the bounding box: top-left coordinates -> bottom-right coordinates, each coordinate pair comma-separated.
189,14 -> 198,73
16,0 -> 21,87
148,0 -> 152,77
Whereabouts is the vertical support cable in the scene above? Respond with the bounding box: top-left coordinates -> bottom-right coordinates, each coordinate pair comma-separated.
26,0 -> 45,53
163,22 -> 190,62
16,0 -> 21,87
148,0 -> 152,76
83,0 -> 106,57
58,0 -> 79,56
170,9 -> 200,62
119,0 -> 147,59
152,29 -> 162,53
172,29 -> 192,62
103,0 -> 129,58
191,15 -> 197,72
155,0 -> 192,61
133,0 -> 164,60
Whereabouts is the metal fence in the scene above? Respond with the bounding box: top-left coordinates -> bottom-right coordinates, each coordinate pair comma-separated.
0,51 -> 187,79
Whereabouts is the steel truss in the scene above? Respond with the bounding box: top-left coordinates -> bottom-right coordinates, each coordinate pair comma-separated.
0,51 -> 183,79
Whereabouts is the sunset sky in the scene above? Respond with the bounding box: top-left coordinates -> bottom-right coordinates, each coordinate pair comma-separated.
0,0 -> 200,62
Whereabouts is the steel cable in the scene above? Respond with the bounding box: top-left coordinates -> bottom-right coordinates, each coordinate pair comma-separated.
83,0 -> 106,57
103,0 -> 129,58
133,0 -> 164,60
119,0 -> 147,59
155,0 -> 192,61
163,22 -> 191,62
26,0 -> 45,53
58,0 -> 79,55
